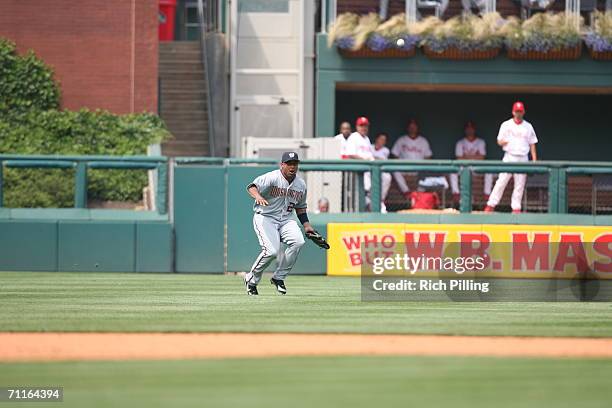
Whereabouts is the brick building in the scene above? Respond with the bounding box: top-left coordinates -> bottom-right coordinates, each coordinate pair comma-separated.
0,0 -> 158,114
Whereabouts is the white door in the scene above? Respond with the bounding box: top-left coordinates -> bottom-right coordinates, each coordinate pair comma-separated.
230,0 -> 303,156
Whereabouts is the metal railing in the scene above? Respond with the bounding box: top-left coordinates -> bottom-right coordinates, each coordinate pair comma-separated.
2,155 -> 610,216
0,155 -> 168,214
197,0 -> 216,157
174,157 -> 612,214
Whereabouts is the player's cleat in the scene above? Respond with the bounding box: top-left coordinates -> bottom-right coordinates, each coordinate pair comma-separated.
380,202 -> 387,214
270,278 -> 287,295
244,276 -> 258,296
484,205 -> 495,213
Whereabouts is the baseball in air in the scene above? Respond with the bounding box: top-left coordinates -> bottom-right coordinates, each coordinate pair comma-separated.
396,38 -> 405,47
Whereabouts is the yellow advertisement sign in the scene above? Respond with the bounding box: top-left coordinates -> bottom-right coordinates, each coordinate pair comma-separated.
327,223 -> 612,278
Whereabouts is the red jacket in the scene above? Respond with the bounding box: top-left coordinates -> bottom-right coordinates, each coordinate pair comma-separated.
410,191 -> 440,210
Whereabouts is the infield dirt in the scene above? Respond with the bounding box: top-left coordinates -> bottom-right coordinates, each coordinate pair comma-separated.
1,333 -> 612,362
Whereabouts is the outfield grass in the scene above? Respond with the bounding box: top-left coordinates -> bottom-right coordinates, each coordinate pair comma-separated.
1,272 -> 612,336
1,356 -> 612,408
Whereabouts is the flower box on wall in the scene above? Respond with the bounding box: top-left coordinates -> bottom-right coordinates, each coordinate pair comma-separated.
338,47 -> 417,58
422,46 -> 501,60
506,44 -> 582,60
588,48 -> 612,61
584,12 -> 612,61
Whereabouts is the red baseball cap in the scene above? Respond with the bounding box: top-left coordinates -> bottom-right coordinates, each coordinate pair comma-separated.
512,101 -> 525,113
356,116 -> 370,126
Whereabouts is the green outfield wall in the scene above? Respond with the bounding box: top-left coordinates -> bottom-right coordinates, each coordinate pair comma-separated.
1,156 -> 611,274
0,210 -> 172,272
171,160 -> 612,275
173,164 -> 326,274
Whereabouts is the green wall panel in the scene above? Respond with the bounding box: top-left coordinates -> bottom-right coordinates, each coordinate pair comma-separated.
0,221 -> 57,271
174,166 -> 226,273
10,209 -> 90,220
595,215 -> 612,226
310,212 -> 607,226
58,222 -> 135,272
227,165 -> 276,272
136,222 -> 173,273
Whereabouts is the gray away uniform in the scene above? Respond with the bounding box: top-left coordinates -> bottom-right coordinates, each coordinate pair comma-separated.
245,169 -> 307,285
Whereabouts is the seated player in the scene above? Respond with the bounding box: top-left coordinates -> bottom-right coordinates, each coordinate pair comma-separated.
391,119 -> 433,200
450,121 -> 493,205
344,117 -> 382,213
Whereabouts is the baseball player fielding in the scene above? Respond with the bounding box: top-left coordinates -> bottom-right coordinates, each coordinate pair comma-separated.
244,151 -> 328,296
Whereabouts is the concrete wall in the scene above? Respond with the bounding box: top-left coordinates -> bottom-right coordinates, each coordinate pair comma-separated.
0,0 -> 158,114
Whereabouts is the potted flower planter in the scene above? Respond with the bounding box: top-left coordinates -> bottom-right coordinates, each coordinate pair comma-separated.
584,12 -> 612,61
506,43 -> 582,60
588,48 -> 612,61
338,47 -> 416,58
422,46 -> 501,60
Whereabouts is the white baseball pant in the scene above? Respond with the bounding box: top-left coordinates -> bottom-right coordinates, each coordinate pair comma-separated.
450,173 -> 493,195
393,172 -> 414,194
487,153 -> 529,210
245,213 -> 305,285
364,172 -> 392,212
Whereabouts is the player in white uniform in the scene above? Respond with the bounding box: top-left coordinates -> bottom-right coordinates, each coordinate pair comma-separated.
344,117 -> 388,212
391,119 -> 433,198
371,132 -> 392,213
344,117 -> 374,161
244,151 -> 314,295
334,121 -> 352,158
485,102 -> 538,213
450,121 -> 493,203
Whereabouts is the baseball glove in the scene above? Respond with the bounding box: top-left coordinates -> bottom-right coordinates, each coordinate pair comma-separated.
306,230 -> 330,250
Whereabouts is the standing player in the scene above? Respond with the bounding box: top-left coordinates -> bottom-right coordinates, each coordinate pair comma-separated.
371,132 -> 392,213
344,117 -> 379,211
391,119 -> 433,199
244,152 -> 313,296
485,101 -> 538,213
450,121 -> 493,204
334,121 -> 352,158
344,117 -> 374,161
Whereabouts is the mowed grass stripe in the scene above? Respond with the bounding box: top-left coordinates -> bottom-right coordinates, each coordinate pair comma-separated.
0,272 -> 611,336
1,356 -> 612,408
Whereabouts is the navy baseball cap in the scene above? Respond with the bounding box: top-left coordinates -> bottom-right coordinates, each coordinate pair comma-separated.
281,151 -> 300,163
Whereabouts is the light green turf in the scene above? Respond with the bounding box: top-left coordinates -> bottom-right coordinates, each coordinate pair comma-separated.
1,356 -> 612,408
1,272 -> 612,336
